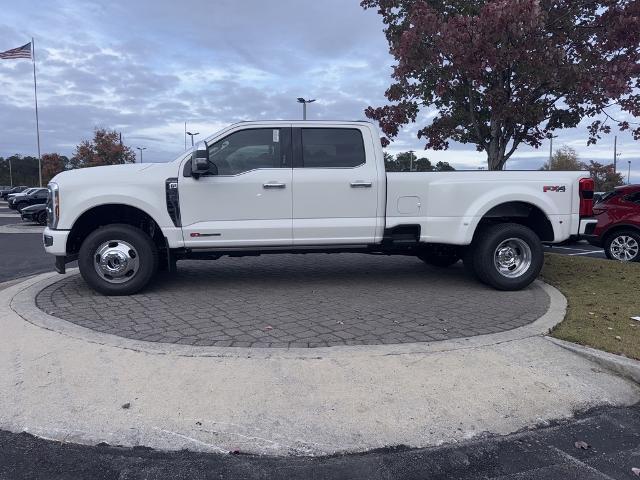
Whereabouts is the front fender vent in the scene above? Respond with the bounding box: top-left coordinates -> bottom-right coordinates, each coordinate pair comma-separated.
165,178 -> 181,227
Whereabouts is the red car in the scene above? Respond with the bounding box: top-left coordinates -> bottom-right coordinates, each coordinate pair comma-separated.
587,185 -> 640,262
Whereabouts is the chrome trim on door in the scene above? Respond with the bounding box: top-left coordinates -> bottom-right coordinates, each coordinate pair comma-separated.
263,182 -> 286,189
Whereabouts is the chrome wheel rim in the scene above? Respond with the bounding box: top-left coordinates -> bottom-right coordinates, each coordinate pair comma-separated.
610,235 -> 639,262
94,240 -> 140,284
494,238 -> 532,278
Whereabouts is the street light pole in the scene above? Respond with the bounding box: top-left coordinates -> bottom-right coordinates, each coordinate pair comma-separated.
136,147 -> 147,163
186,131 -> 199,147
408,150 -> 415,172
548,134 -> 558,164
297,98 -> 316,120
629,160 -> 632,185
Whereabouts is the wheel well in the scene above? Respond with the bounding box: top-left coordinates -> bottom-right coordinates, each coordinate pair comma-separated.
603,225 -> 640,244
66,204 -> 166,255
477,202 -> 555,242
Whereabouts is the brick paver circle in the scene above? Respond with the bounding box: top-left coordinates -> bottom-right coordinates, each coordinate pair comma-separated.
35,254 -> 550,348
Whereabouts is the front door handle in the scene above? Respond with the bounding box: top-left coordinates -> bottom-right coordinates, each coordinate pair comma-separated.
263,182 -> 286,189
350,181 -> 372,188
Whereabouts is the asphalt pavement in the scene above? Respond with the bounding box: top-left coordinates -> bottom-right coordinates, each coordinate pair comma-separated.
1,404 -> 639,479
0,201 -> 55,283
544,241 -> 607,260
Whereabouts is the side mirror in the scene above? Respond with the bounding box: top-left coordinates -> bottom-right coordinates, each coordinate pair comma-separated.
191,141 -> 210,177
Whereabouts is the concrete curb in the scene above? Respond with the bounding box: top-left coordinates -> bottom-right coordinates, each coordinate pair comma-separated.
548,337 -> 640,385
9,270 -> 567,360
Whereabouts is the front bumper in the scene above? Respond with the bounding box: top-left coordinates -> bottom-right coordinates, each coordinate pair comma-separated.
43,227 -> 70,256
43,228 -> 77,274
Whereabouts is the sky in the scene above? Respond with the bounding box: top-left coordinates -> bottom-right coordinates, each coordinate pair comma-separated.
0,0 -> 638,182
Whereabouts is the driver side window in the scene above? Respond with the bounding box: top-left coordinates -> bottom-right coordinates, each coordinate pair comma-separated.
207,128 -> 287,175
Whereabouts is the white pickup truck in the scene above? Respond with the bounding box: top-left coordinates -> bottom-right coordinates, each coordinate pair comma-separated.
44,121 -> 597,295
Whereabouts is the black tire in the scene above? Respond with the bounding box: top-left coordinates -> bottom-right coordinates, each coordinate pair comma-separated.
604,230 -> 640,263
78,224 -> 158,296
16,202 -> 27,212
471,223 -> 543,291
37,210 -> 47,226
417,253 -> 460,267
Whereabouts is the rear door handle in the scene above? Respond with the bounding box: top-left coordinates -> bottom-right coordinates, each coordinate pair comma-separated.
263,182 -> 286,189
350,181 -> 372,188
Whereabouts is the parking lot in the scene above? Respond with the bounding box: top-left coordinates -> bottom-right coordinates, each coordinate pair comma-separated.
544,242 -> 607,259
0,199 -> 55,282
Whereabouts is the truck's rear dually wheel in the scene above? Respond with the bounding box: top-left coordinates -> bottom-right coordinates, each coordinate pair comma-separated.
78,224 -> 158,296
470,223 -> 543,291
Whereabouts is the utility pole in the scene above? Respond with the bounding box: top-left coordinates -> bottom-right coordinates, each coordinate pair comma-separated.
408,150 -> 415,172
629,160 -> 632,185
614,136 -> 617,174
548,134 -> 558,165
8,158 -> 12,187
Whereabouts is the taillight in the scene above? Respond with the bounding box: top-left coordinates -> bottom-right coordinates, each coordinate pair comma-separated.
579,177 -> 595,217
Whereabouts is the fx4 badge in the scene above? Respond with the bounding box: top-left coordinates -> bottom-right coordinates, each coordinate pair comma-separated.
543,185 -> 566,193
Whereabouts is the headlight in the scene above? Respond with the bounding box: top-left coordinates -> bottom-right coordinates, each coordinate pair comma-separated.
47,182 -> 59,229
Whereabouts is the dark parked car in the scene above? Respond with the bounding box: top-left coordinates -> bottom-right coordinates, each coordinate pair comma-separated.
20,203 -> 48,225
8,188 -> 49,212
0,185 -> 28,200
587,185 -> 640,262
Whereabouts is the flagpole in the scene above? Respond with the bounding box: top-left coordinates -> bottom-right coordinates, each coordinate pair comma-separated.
31,37 -> 42,187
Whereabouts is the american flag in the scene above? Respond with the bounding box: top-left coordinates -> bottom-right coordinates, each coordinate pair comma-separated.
0,42 -> 32,60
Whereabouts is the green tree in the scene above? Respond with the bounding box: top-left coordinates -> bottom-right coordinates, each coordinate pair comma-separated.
383,151 -> 400,171
0,155 -> 39,186
584,161 -> 625,192
72,128 -> 135,168
541,146 -> 582,171
384,151 -> 456,172
434,161 -> 455,172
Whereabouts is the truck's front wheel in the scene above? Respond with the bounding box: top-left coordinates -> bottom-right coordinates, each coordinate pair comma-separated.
78,224 -> 158,296
471,223 -> 543,291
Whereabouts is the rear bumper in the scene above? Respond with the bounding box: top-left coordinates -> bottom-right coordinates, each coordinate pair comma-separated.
578,218 -> 598,237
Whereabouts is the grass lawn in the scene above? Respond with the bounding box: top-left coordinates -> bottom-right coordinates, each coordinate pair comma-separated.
541,253 -> 640,360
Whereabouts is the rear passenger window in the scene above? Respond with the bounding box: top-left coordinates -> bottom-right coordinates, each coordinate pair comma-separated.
302,129 -> 365,168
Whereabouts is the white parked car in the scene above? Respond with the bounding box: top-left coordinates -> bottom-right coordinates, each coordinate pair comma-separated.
44,121 -> 597,295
